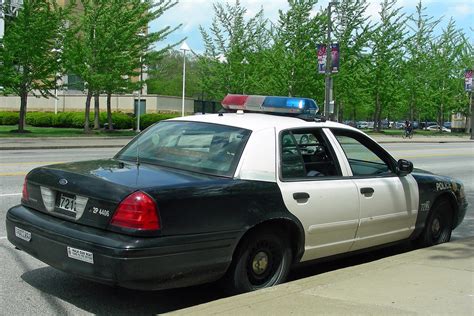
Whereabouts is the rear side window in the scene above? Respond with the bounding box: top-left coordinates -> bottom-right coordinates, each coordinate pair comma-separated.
116,121 -> 251,177
280,129 -> 341,180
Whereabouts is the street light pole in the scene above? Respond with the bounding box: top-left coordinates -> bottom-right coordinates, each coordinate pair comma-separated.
324,1 -> 338,120
136,56 -> 142,133
180,42 -> 190,117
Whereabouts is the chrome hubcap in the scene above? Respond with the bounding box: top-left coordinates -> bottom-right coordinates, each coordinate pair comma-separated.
252,251 -> 269,275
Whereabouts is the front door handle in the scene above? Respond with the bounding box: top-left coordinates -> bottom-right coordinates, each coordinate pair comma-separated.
293,192 -> 310,200
360,187 -> 374,195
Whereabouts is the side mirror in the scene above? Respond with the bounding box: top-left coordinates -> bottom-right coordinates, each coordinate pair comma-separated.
397,159 -> 413,176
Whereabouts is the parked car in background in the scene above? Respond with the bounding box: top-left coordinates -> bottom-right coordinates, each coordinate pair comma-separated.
443,122 -> 452,129
357,121 -> 368,129
420,122 -> 437,130
395,121 -> 405,129
426,125 -> 451,133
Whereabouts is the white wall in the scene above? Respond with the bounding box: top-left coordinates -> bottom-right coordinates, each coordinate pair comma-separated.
0,93 -> 195,114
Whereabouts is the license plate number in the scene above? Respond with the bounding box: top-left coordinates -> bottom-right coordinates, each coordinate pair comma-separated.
67,246 -> 94,264
58,194 -> 76,213
15,227 -> 31,242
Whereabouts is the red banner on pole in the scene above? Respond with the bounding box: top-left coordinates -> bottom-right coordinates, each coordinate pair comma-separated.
465,69 -> 472,92
317,44 -> 327,74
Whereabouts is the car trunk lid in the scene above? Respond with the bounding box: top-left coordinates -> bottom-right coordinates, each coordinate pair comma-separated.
23,159 -> 218,231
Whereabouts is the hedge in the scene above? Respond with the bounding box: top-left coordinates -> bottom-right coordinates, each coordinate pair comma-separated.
0,111 -> 179,129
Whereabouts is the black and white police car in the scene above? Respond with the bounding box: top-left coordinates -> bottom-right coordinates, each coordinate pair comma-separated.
6,94 -> 467,293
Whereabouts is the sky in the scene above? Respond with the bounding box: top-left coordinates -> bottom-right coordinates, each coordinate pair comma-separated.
150,0 -> 474,53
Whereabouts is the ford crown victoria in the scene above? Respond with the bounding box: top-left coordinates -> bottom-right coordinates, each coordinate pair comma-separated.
6,95 -> 467,293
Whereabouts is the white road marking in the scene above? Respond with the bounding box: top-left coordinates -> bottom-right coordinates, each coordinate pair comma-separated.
0,236 -> 7,240
0,193 -> 21,197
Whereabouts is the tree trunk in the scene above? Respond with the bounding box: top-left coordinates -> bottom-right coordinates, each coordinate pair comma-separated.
338,100 -> 344,123
107,93 -> 113,131
18,90 -> 28,132
93,93 -> 100,130
375,91 -> 382,132
438,102 -> 443,133
84,91 -> 92,133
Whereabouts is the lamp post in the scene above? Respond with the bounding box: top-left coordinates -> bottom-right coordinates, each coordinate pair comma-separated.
241,57 -> 248,94
324,1 -> 338,119
136,55 -> 143,132
180,42 -> 190,117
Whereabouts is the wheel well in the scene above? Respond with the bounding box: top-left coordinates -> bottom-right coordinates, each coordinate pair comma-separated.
234,219 -> 304,264
432,192 -> 458,225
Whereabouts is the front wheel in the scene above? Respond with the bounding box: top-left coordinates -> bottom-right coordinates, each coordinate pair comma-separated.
224,229 -> 292,294
415,200 -> 453,247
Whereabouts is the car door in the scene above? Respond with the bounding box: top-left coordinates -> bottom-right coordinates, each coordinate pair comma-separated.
277,128 -> 360,261
328,129 -> 419,251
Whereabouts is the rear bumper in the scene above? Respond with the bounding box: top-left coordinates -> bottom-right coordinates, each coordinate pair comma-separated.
6,205 -> 238,290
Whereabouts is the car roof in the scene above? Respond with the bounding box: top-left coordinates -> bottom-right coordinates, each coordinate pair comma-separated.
168,113 -> 356,133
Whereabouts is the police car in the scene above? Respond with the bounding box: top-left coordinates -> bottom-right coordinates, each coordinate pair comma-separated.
6,94 -> 467,294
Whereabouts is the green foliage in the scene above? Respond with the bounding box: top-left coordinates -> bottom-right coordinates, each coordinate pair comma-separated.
147,50 -> 200,97
0,112 -> 20,125
63,0 -> 180,131
0,111 -> 137,129
0,0 -> 68,131
99,112 -> 133,129
268,0 -> 325,98
198,0 -> 270,100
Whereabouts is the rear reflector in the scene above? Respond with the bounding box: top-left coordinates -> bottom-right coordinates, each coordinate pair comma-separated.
111,191 -> 160,231
40,186 -> 55,212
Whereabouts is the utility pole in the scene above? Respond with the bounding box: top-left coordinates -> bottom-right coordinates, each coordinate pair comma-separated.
324,2 -> 338,120
470,89 -> 473,140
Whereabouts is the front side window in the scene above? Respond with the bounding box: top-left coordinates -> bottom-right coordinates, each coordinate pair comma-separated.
116,121 -> 251,177
280,129 -> 340,180
333,130 -> 394,177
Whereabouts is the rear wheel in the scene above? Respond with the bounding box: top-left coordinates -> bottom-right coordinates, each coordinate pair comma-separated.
224,229 -> 292,294
415,200 -> 453,247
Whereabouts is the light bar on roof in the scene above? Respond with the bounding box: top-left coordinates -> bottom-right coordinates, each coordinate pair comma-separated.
221,94 -> 319,115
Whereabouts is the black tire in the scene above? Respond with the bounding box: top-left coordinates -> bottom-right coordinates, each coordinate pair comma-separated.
415,200 -> 453,247
224,229 -> 292,294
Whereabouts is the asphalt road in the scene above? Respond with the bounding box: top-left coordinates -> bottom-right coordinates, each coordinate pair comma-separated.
0,143 -> 473,314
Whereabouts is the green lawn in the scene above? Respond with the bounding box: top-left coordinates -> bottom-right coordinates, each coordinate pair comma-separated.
0,125 -> 137,137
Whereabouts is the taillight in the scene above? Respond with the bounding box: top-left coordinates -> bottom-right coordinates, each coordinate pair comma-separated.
22,178 -> 29,201
111,191 -> 160,230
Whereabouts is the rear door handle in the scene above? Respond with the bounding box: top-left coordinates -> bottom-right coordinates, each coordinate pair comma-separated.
293,192 -> 310,200
360,187 -> 374,195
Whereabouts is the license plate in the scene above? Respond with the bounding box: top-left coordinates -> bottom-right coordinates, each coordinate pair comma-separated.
58,194 -> 76,213
15,227 -> 31,242
67,246 -> 94,264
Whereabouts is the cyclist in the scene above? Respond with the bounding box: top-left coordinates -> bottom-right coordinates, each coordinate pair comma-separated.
404,120 -> 413,138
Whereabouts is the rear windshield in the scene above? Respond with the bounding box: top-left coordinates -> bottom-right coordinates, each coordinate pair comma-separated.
115,121 -> 251,177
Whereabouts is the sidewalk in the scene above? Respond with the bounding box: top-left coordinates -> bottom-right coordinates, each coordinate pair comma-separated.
172,238 -> 474,316
0,134 -> 472,150
0,136 -> 133,150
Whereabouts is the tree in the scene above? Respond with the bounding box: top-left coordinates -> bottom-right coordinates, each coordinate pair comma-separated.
198,0 -> 269,101
0,0 -> 67,132
269,0 -> 325,99
401,1 -> 440,122
428,19 -> 466,129
147,49 -> 200,98
367,0 -> 407,131
64,0 -> 179,132
333,0 -> 373,121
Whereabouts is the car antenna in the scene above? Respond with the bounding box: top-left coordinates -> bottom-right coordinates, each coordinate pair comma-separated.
136,133 -> 141,167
